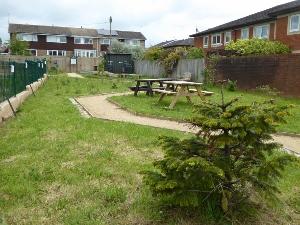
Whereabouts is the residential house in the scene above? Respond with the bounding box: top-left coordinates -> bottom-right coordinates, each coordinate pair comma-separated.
97,29 -> 146,52
153,38 -> 194,49
8,23 -> 100,57
8,24 -> 147,57
190,1 -> 300,53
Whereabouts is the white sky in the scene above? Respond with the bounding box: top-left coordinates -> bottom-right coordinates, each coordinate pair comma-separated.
0,0 -> 292,46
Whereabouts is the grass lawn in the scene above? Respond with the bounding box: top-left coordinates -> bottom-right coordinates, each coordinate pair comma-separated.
0,75 -> 299,225
110,86 -> 300,134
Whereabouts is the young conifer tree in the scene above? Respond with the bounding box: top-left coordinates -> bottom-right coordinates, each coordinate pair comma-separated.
143,81 -> 294,216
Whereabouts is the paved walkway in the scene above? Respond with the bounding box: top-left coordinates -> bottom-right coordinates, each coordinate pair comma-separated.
75,93 -> 300,155
67,73 -> 84,79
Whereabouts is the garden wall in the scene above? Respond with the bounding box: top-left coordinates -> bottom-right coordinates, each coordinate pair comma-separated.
0,74 -> 47,123
0,56 -> 101,73
215,54 -> 300,97
135,59 -> 205,82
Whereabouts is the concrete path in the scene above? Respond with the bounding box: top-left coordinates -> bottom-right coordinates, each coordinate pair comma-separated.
75,93 -> 300,155
67,73 -> 84,79
75,93 -> 197,133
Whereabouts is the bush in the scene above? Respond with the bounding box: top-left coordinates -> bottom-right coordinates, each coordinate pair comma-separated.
143,47 -> 164,61
225,38 -> 291,56
143,88 -> 294,219
9,34 -> 30,56
186,47 -> 204,59
227,79 -> 237,92
109,39 -> 144,60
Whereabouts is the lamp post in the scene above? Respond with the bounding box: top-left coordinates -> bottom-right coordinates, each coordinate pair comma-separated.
109,16 -> 112,46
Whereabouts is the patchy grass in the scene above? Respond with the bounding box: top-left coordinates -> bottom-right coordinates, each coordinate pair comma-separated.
0,75 -> 299,225
110,86 -> 300,134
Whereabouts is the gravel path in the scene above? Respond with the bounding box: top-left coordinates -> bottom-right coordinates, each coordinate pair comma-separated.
75,93 -> 300,155
67,73 -> 84,79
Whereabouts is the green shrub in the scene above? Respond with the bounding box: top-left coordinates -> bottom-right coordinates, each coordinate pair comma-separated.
225,38 -> 291,56
186,47 -> 204,59
227,79 -> 237,92
143,89 -> 294,219
143,47 -> 164,61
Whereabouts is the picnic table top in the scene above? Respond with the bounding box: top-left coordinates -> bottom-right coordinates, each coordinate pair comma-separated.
163,81 -> 203,86
135,78 -> 175,82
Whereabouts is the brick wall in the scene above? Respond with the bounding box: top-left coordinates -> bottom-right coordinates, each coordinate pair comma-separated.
215,54 -> 300,97
276,16 -> 300,52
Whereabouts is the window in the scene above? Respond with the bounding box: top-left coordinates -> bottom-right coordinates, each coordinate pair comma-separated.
46,35 -> 67,43
241,28 -> 249,39
254,25 -> 269,39
74,37 -> 93,44
224,31 -> 231,44
211,33 -> 222,46
131,40 -> 140,46
47,50 -> 67,56
289,14 -> 300,32
100,38 -> 110,45
16,33 -> 37,42
203,36 -> 209,48
74,49 -> 97,58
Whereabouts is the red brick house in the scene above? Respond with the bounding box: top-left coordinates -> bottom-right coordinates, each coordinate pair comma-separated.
190,1 -> 300,53
8,24 -> 146,57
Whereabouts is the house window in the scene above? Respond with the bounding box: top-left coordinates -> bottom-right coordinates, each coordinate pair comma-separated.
211,33 -> 222,46
16,33 -> 38,42
224,31 -> 232,44
241,28 -> 249,39
131,40 -> 140,46
203,36 -> 209,48
74,49 -> 96,58
47,50 -> 67,56
100,38 -> 110,45
254,25 -> 269,39
46,35 -> 67,43
289,14 -> 300,32
74,37 -> 93,44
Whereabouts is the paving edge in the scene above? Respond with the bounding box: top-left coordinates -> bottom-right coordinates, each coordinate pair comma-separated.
108,97 -> 300,138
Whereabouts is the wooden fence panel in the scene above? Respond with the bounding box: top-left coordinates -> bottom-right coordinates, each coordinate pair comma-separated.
134,59 -> 205,82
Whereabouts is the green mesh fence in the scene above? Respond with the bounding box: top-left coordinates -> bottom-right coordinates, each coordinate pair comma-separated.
0,59 -> 46,103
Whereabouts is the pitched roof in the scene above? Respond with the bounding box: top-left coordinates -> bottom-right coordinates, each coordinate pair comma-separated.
97,29 -> 118,36
190,0 -> 300,37
9,23 -> 99,37
153,38 -> 194,48
116,30 -> 146,40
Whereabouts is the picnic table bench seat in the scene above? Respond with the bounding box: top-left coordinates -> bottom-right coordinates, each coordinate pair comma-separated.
188,88 -> 214,96
129,86 -> 165,92
153,89 -> 177,95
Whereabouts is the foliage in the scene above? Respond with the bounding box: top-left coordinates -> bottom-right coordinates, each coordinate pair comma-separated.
143,47 -> 164,61
203,54 -> 219,86
0,37 -> 2,45
97,58 -> 106,76
186,47 -> 204,59
227,79 -> 237,92
48,66 -> 59,75
109,39 -> 144,60
225,38 -> 291,56
9,34 -> 30,56
160,48 -> 185,75
143,86 -> 294,219
255,85 -> 280,96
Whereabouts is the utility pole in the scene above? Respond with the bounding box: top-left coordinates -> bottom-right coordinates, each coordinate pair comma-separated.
109,16 -> 112,46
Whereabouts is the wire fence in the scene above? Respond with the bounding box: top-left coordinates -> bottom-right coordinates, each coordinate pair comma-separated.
0,59 -> 46,103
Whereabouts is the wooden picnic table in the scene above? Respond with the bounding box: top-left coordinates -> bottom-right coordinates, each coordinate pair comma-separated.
130,78 -> 175,96
155,80 -> 213,109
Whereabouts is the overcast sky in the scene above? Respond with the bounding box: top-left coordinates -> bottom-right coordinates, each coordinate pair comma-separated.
0,0 -> 292,46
